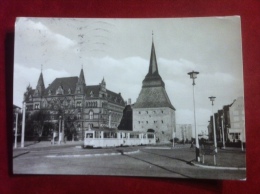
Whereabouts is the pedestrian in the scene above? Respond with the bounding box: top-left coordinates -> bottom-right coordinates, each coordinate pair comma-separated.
190,140 -> 194,149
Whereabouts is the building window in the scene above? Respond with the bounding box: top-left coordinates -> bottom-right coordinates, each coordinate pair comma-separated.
35,104 -> 40,109
89,111 -> 94,120
77,113 -> 81,120
76,101 -> 82,107
161,120 -> 164,123
161,110 -> 163,113
146,111 -> 148,114
146,121 -> 148,124
139,111 -> 141,114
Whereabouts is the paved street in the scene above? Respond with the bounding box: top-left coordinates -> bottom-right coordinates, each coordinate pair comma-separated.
13,142 -> 246,180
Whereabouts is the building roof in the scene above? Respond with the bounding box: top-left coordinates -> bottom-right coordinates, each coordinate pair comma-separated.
41,74 -> 124,105
44,76 -> 79,96
142,41 -> 165,88
134,41 -> 175,110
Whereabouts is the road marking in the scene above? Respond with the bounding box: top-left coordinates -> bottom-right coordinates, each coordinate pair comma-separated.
45,150 -> 140,158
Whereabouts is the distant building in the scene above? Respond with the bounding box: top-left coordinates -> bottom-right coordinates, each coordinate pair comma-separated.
132,41 -> 176,142
228,97 -> 245,142
175,124 -> 192,141
208,97 -> 245,143
23,68 -> 125,140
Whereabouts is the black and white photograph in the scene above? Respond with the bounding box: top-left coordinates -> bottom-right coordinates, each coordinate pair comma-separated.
13,16 -> 246,180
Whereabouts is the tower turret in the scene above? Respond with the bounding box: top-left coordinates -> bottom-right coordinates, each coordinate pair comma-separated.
34,71 -> 45,97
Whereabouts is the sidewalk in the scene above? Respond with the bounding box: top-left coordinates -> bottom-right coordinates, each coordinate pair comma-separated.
13,141 -> 82,158
191,148 -> 246,170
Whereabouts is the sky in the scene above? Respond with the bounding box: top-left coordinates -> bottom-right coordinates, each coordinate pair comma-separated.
13,16 -> 244,135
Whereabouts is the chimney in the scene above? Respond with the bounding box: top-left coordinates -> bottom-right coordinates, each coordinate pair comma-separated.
128,98 -> 131,105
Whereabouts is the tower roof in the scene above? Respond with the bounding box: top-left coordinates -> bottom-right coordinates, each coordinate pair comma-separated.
134,41 -> 175,110
148,41 -> 159,76
142,42 -> 165,88
78,68 -> 86,84
37,72 -> 45,88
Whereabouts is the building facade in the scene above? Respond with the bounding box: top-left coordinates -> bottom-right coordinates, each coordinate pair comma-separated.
23,69 -> 125,140
208,97 -> 245,143
132,41 -> 176,142
228,96 -> 245,142
175,124 -> 192,142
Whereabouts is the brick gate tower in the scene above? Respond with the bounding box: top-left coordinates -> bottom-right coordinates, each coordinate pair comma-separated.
132,40 -> 176,143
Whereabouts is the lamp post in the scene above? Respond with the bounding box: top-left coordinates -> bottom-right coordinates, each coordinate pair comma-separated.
21,102 -> 26,148
209,96 -> 217,153
59,115 -> 62,145
14,108 -> 20,148
221,115 -> 225,149
108,110 -> 112,128
187,70 -> 200,162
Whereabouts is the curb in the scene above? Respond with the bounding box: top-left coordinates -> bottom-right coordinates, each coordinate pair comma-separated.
190,161 -> 246,170
46,149 -> 140,158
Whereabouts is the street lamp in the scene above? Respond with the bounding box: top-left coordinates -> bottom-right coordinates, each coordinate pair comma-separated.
59,115 -> 62,145
209,96 -> 217,153
187,70 -> 200,162
108,110 -> 112,128
14,108 -> 21,148
21,102 -> 26,148
221,115 -> 225,149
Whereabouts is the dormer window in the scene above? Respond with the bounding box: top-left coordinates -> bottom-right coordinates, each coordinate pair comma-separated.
48,90 -> 52,96
90,91 -> 94,97
56,85 -> 64,95
68,88 -> 71,94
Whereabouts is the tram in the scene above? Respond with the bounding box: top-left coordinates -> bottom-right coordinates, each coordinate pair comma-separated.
83,129 -> 156,148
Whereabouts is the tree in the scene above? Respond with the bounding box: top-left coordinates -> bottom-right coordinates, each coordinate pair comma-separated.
64,115 -> 77,141
25,110 -> 50,141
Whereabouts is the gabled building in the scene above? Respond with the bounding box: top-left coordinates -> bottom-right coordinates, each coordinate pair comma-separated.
24,69 -> 125,140
132,41 -> 176,142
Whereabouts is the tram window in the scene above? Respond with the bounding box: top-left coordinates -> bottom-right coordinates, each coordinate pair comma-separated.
148,134 -> 154,139
86,133 -> 93,138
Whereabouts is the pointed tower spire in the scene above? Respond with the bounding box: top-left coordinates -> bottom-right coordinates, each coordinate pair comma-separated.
142,40 -> 165,88
78,68 -> 86,84
147,41 -> 159,76
75,68 -> 86,95
34,71 -> 45,97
